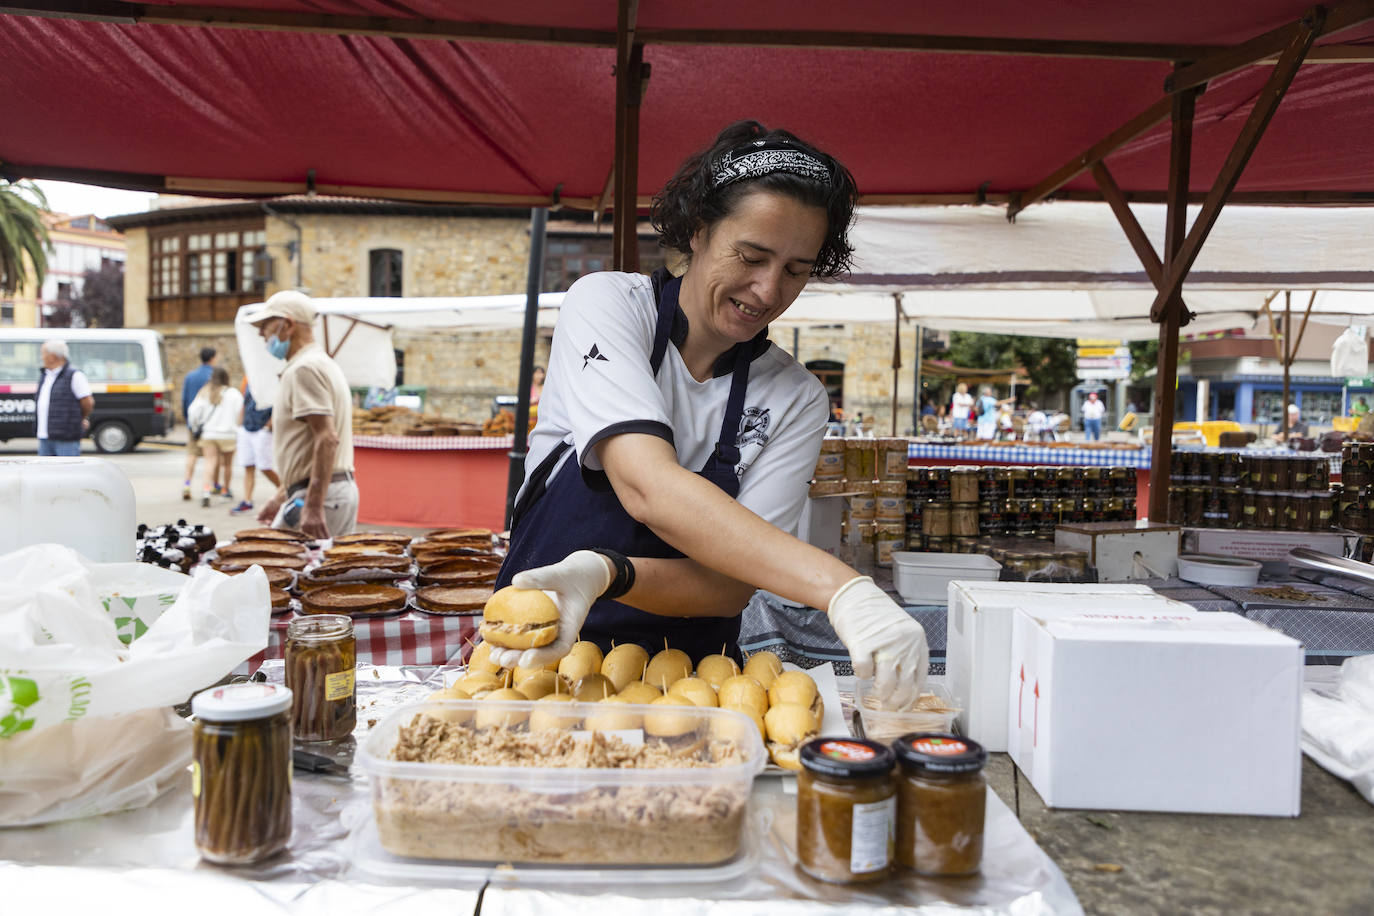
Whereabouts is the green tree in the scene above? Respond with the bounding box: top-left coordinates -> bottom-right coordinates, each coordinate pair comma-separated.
946,331 -> 1078,402
1129,339 -> 1160,382
0,180 -> 50,295
69,261 -> 124,328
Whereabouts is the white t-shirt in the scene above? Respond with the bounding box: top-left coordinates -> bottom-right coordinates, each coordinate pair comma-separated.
1082,398 -> 1107,420
951,390 -> 974,418
188,387 -> 244,443
36,365 -> 91,440
522,271 -> 830,537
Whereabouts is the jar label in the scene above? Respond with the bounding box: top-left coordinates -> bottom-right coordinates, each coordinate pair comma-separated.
819,739 -> 877,761
912,736 -> 969,756
191,760 -> 201,798
849,796 -> 896,874
325,669 -> 355,701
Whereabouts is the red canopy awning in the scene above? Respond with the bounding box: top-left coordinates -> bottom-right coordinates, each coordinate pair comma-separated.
3,1 -> 1373,207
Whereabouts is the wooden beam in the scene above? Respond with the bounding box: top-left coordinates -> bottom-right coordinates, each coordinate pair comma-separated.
1147,81 -> 1195,524
1291,289 -> 1318,356
1007,97 -> 1174,219
1148,15 -> 1323,321
0,0 -> 615,45
1261,299 -> 1287,363
1282,291 -> 1293,436
611,0 -> 641,272
1167,0 -> 1374,93
1091,161 -> 1165,285
1053,189 -> 1374,205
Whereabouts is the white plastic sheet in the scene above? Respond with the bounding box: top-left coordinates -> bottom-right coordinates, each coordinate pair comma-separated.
1301,656 -> 1374,805
1330,326 -> 1369,379
0,545 -> 270,825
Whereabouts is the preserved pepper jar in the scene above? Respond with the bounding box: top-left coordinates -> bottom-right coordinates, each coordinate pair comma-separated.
875,522 -> 905,568
950,502 -> 979,537
1110,466 -> 1133,497
1343,449 -> 1368,490
1184,487 -> 1206,527
1008,467 -> 1030,498
1310,456 -> 1329,492
993,468 -> 1014,500
894,733 -> 987,877
950,467 -> 980,503
1291,493 -> 1312,531
906,467 -> 930,503
1167,487 -> 1185,525
1058,466 -> 1086,499
1242,491 -> 1258,528
929,467 -> 952,502
1311,491 -> 1334,531
1224,490 -> 1244,529
285,614 -> 357,742
191,683 -> 293,865
1086,467 -> 1112,499
978,467 -> 1000,502
978,500 -> 1003,535
1291,458 -> 1310,491
1274,456 -> 1293,492
877,438 -> 909,481
796,738 -> 897,884
1255,491 -> 1278,529
922,501 -> 952,537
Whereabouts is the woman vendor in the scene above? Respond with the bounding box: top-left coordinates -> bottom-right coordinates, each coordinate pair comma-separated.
492,121 -> 928,709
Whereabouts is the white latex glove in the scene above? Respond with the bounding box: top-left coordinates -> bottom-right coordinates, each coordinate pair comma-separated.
487,550 -> 614,670
828,576 -> 929,711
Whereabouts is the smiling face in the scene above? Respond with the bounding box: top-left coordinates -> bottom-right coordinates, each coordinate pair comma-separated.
679,190 -> 828,355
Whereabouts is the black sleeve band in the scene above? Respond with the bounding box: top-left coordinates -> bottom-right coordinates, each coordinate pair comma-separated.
591,548 -> 636,601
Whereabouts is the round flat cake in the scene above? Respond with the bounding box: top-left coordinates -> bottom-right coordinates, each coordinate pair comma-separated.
299,583 -> 408,615
413,585 -> 493,614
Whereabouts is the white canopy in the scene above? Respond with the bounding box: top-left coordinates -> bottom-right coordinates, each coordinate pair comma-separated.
234,293 -> 565,402
236,203 -> 1374,395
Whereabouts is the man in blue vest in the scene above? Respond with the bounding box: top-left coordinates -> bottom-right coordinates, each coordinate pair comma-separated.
37,339 -> 93,457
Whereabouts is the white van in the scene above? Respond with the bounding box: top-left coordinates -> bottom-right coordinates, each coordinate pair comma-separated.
0,329 -> 172,452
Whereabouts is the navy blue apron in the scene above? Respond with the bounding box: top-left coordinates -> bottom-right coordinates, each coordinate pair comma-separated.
497,273 -> 753,663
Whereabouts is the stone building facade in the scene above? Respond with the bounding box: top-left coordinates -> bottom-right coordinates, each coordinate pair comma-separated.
109,196 -> 914,429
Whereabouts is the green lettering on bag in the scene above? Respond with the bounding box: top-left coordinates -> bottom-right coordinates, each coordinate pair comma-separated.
0,675 -> 40,738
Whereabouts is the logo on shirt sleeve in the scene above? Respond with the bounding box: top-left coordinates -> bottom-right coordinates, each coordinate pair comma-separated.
737,406 -> 771,447
582,344 -> 610,370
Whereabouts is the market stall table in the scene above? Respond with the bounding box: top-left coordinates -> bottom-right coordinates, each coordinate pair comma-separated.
244,610 -> 478,670
353,434 -> 512,530
0,666 -> 1082,915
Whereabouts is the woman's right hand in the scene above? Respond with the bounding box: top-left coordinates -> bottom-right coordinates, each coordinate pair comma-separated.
827,576 -> 929,710
487,550 -> 614,669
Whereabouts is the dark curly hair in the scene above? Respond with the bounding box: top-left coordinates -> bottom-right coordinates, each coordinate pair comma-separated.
650,121 -> 858,279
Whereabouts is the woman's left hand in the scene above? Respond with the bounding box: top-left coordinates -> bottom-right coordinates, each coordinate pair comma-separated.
488,550 -> 614,669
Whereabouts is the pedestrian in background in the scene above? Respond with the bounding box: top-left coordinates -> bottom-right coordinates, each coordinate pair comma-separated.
249,291 -> 358,538
1082,391 -> 1106,441
36,339 -> 93,456
187,367 -> 242,508
180,347 -> 217,499
951,382 -> 973,438
231,381 -> 279,515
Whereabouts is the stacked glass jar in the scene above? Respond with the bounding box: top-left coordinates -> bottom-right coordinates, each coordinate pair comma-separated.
1166,449 -> 1335,531
906,463 -> 1137,553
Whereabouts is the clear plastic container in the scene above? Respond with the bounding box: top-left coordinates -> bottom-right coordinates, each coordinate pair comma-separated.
853,681 -> 961,745
356,699 -> 766,867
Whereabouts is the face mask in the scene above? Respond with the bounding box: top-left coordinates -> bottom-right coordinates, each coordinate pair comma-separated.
266,324 -> 290,359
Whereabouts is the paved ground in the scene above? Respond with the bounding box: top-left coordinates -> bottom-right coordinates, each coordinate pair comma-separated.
6,436 -> 1372,913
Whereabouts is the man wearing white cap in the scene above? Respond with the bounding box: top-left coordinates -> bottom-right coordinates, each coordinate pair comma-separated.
247,290 -> 358,537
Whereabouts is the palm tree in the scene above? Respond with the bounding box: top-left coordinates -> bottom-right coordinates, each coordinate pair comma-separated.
0,179 -> 51,295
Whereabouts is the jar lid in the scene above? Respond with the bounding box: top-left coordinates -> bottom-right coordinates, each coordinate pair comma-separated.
800,738 -> 895,779
287,613 -> 353,639
192,682 -> 292,722
893,733 -> 988,775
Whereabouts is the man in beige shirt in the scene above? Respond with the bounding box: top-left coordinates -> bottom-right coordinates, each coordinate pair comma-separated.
248,291 -> 358,538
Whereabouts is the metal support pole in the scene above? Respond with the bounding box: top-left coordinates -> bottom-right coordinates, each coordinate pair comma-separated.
506,207 -> 548,529
913,324 -> 923,434
1282,290 -> 1292,438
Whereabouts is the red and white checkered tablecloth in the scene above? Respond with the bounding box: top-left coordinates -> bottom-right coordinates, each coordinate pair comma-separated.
246,611 -> 479,671
354,434 -> 513,451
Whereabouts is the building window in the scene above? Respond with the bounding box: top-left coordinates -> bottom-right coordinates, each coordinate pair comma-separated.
150,226 -> 266,298
542,235 -> 666,292
0,300 -> 13,326
806,359 -> 845,411
56,282 -> 72,302
369,249 -> 403,297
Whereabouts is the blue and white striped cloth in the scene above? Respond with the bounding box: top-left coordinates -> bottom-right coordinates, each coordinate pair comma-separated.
907,442 -> 1151,468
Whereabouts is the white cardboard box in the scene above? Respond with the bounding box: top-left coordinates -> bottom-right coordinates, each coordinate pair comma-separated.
1054,521 -> 1181,580
1007,608 -> 1303,816
946,581 -> 1197,751
1186,527 -> 1354,565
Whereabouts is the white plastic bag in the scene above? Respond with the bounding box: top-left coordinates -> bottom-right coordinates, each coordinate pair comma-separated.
1301,655 -> 1374,805
0,544 -> 269,825
1331,326 -> 1368,379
